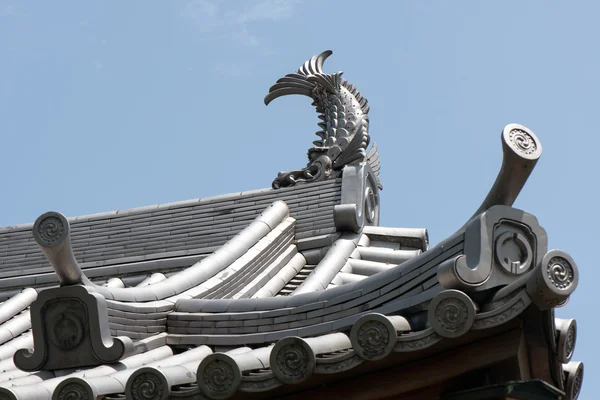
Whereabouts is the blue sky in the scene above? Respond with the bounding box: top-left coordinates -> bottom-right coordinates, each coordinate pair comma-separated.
0,0 -> 597,397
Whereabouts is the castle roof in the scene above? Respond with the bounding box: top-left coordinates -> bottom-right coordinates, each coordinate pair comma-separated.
0,51 -> 583,400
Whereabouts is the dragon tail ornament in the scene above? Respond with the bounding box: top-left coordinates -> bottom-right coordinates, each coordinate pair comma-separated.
265,50 -> 382,190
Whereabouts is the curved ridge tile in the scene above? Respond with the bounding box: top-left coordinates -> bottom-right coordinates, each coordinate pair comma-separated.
136,273 -> 167,287
231,245 -> 297,299
0,312 -> 31,346
0,289 -> 36,325
293,235 -> 361,295
86,201 -> 290,302
173,232 -> 464,316
0,334 -> 32,361
253,253 -> 307,298
102,213 -> 297,337
202,218 -> 296,299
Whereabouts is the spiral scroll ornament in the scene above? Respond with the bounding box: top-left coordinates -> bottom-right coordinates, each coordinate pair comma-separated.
130,371 -> 165,400
34,213 -> 67,247
436,299 -> 468,333
357,320 -> 389,359
350,313 -> 397,361
573,366 -> 583,400
502,124 -> 542,161
198,355 -> 240,400
271,337 -> 314,384
364,186 -> 376,223
527,251 -> 579,309
566,324 -> 577,361
564,362 -> 584,400
55,380 -> 92,400
556,319 -> 577,364
428,290 -> 476,338
547,257 -> 575,290
508,129 -> 537,156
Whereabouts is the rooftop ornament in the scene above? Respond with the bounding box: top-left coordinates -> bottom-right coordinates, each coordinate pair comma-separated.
0,50 -> 583,400
13,212 -> 133,372
265,50 -> 381,190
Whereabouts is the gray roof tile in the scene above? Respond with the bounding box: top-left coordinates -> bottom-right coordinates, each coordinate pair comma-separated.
0,180 -> 341,287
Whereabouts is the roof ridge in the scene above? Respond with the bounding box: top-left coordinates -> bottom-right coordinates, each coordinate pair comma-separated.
0,179 -> 343,233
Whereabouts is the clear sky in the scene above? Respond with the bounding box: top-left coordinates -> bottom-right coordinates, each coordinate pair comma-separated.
0,1 -> 597,397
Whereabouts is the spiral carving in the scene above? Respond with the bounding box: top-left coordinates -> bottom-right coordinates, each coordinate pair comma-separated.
270,337 -> 314,384
566,323 -> 577,361
37,215 -> 65,245
547,257 -> 575,290
564,362 -> 584,400
364,186 -> 376,223
527,251 -> 579,309
130,372 -> 164,400
351,314 -> 397,361
56,382 -> 90,400
436,298 -> 468,333
428,290 -> 476,338
199,356 -> 239,399
509,128 -> 537,155
356,320 -> 389,359
573,367 -> 583,400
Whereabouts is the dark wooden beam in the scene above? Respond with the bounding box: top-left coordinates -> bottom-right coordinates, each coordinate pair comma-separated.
442,379 -> 564,400
276,328 -> 525,400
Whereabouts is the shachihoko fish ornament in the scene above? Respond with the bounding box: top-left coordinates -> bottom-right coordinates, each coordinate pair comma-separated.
265,50 -> 381,190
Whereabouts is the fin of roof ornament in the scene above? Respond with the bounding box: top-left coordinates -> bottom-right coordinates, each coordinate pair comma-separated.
265,50 -> 380,189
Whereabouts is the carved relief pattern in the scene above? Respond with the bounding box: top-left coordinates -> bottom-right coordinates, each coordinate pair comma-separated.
37,215 -> 65,245
395,332 -> 442,351
364,186 -> 376,223
494,230 -> 533,275
275,342 -> 310,381
131,372 -> 164,400
573,367 -> 583,400
565,323 -> 577,361
57,382 -> 90,400
45,299 -> 86,352
202,359 -> 235,396
356,320 -> 389,359
240,378 -> 282,392
509,128 -> 537,155
315,355 -> 363,374
547,257 -> 575,290
473,299 -> 526,329
50,311 -> 84,351
435,298 -> 469,335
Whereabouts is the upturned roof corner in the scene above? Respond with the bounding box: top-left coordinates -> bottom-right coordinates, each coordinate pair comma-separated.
0,50 -> 586,400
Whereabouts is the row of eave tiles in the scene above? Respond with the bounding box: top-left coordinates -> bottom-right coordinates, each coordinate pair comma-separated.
0,200 -> 427,399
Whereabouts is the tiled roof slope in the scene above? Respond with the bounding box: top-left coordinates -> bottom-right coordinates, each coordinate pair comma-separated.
0,208 -> 582,400
0,179 -> 341,294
